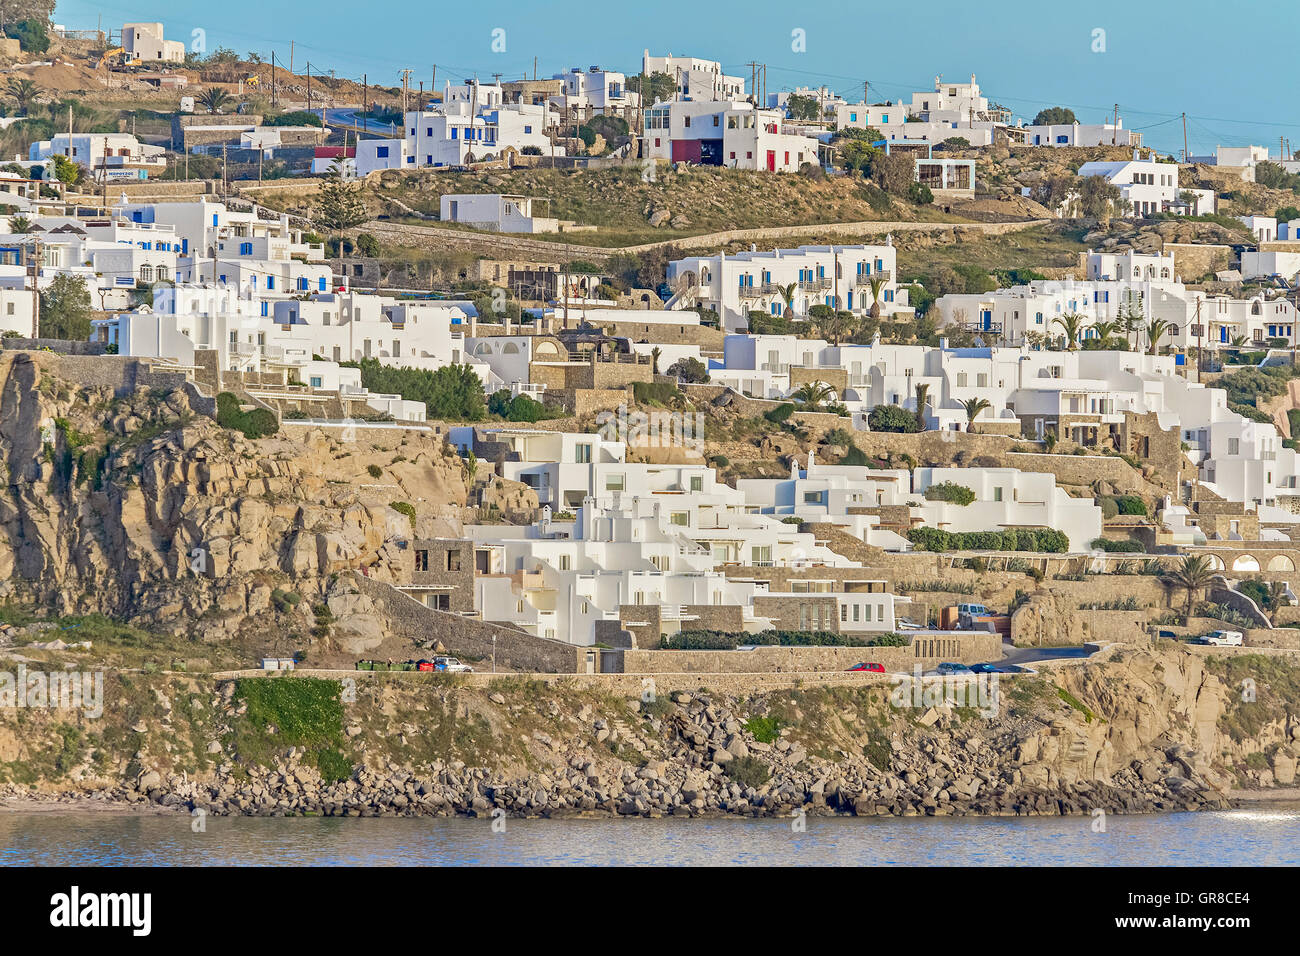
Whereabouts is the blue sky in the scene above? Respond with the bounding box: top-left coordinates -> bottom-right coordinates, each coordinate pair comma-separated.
57,0 -> 1297,157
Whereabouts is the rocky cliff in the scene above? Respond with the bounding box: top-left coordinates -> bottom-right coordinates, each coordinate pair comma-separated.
0,352 -> 470,649
3,642 -> 1296,818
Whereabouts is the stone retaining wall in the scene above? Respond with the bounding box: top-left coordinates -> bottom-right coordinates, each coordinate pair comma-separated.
353,573 -> 584,673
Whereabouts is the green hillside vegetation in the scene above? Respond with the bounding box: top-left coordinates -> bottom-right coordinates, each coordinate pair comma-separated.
374,164 -> 966,247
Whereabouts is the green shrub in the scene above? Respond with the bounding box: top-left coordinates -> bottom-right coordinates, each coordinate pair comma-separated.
763,403 -> 795,424
726,755 -> 771,789
867,404 -> 921,433
390,501 -> 416,527
1099,496 -> 1119,519
366,464 -> 382,478
215,392 -> 279,439
906,527 -> 1069,553
632,381 -> 681,406
923,481 -> 976,506
743,716 -> 781,743
1114,495 -> 1148,516
1090,537 -> 1145,553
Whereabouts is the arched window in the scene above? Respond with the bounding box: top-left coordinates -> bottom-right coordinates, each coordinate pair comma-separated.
502,342 -> 520,354
139,265 -> 154,282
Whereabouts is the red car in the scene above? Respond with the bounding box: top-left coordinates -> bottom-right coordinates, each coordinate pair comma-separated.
847,662 -> 885,673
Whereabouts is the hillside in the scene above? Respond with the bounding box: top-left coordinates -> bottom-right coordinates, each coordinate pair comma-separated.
365,164 -> 966,247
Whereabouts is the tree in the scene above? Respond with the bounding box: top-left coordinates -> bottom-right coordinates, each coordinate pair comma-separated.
667,356 -> 709,383
1033,107 -> 1078,126
1043,430 -> 1058,453
1145,317 -> 1170,356
778,281 -> 797,318
835,137 -> 880,176
1162,555 -> 1216,623
1276,206 -> 1300,223
1089,320 -> 1121,349
962,397 -> 992,432
626,71 -> 676,106
5,76 -> 37,113
4,18 -> 47,53
49,153 -> 82,187
315,166 -> 368,239
871,151 -> 914,196
785,93 -> 821,121
867,275 -> 887,320
39,273 -> 92,340
1052,313 -> 1086,350
867,404 -> 921,433
1077,175 -> 1128,224
197,87 -> 232,115
914,382 -> 931,422
809,304 -> 855,345
354,232 -> 380,257
8,215 -> 30,233
649,346 -> 662,375
792,381 -> 835,411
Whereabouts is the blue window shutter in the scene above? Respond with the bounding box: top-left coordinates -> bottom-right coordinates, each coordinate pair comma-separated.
318,277 -> 326,291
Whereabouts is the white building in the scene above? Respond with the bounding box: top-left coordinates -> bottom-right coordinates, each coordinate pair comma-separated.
552,67 -> 638,112
643,100 -> 819,171
641,52 -> 745,102
440,194 -> 557,233
30,133 -> 166,180
669,243 -> 906,332
1077,154 -> 1181,218
121,22 -> 185,63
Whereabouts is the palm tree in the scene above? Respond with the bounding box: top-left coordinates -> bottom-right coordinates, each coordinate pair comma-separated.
5,78 -> 38,114
1043,429 -> 1058,453
867,275 -> 887,320
8,215 -> 31,233
914,382 -> 931,421
650,346 -> 662,375
1145,317 -> 1170,356
792,381 -> 835,411
197,87 -> 232,115
962,397 -> 992,432
1162,554 -> 1216,622
779,282 -> 797,318
1091,320 -> 1121,349
1051,313 -> 1086,351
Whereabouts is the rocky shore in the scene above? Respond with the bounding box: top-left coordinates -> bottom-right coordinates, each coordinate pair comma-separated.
0,683 -> 1233,820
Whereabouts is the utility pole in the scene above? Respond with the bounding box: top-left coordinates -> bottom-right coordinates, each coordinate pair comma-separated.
1194,298 -> 1202,383
289,41 -> 294,85
863,80 -> 869,104
307,62 -> 311,113
362,74 -> 368,132
745,62 -> 759,106
1112,103 -> 1118,146
399,68 -> 413,117
1182,112 -> 1188,164
271,52 -> 277,108
418,81 -> 424,112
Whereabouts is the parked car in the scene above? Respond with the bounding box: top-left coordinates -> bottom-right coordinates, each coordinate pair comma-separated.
846,662 -> 885,673
935,662 -> 973,675
1205,630 -> 1244,647
434,656 -> 474,672
968,662 -> 1003,674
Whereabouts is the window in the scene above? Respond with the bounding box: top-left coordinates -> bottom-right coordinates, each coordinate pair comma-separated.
309,376 -> 323,388
605,474 -> 625,491
574,444 -> 592,463
670,512 -> 689,526
993,487 -> 1003,502
956,373 -> 968,387
376,145 -> 389,158
558,554 -> 571,571
414,550 -> 429,572
239,242 -> 252,255
690,476 -> 703,492
446,550 -> 461,572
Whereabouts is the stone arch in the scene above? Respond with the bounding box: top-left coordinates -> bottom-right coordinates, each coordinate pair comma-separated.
473,342 -> 492,356
1232,554 -> 1260,572
534,341 -> 560,357
1205,553 -> 1226,570
1268,554 -> 1296,572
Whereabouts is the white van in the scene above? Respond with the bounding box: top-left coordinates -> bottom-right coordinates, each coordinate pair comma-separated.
1205,630 -> 1244,646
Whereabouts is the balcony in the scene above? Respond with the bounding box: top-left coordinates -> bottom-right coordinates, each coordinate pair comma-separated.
798,278 -> 831,291
737,285 -> 764,300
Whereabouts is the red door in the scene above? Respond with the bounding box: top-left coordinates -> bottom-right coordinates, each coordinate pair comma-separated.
672,140 -> 702,163
766,150 -> 776,172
